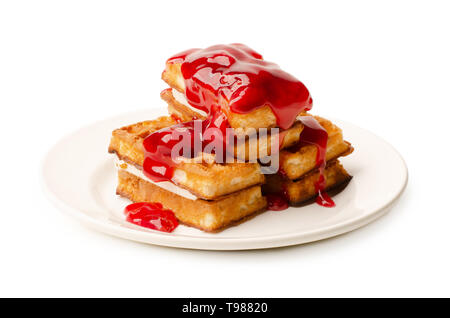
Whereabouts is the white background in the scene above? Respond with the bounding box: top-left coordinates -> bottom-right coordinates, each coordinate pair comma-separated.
1,0 -> 449,297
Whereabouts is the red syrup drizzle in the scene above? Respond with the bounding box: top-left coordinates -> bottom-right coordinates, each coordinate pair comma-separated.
266,184 -> 289,211
124,202 -> 178,232
266,117 -> 335,210
143,44 -> 313,183
142,108 -> 230,182
296,116 -> 335,207
170,114 -> 183,124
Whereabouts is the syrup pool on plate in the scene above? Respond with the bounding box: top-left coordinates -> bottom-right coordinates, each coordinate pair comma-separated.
124,202 -> 179,232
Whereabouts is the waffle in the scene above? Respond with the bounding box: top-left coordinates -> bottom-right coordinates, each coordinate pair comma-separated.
262,116 -> 353,205
162,62 -> 303,130
279,116 -> 353,180
108,116 -> 265,200
264,160 -> 352,205
117,170 -> 267,232
161,88 -> 205,122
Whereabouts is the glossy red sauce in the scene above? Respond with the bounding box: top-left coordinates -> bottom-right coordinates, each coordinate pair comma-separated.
266,185 -> 289,211
168,43 -> 312,130
297,116 -> 335,207
170,114 -> 183,123
144,44 -> 312,183
124,202 -> 178,232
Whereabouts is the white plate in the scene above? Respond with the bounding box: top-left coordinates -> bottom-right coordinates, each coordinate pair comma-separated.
42,109 -> 408,250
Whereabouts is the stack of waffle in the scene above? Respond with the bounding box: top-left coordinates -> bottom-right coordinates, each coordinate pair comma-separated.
108,116 -> 267,232
109,44 -> 353,232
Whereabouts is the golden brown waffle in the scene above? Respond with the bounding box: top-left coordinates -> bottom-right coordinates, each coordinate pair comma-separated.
117,170 -> 267,232
161,88 -> 205,122
264,160 -> 352,205
279,116 -> 353,180
108,116 -> 265,200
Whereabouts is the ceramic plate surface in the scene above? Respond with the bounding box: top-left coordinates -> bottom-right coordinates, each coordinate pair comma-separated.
42,109 -> 407,250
